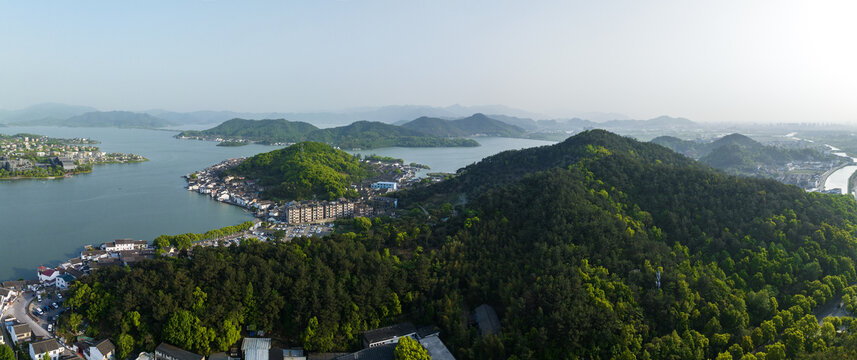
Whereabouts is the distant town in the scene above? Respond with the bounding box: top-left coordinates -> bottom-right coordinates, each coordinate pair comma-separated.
0,134 -> 147,179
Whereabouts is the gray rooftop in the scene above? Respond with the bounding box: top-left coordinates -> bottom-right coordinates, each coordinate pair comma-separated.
334,344 -> 395,360
474,304 -> 501,336
30,339 -> 62,355
94,339 -> 115,356
155,343 -> 205,360
362,322 -> 416,345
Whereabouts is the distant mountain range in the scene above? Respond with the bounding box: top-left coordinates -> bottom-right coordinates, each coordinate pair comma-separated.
0,103 -> 702,137
177,119 -> 479,149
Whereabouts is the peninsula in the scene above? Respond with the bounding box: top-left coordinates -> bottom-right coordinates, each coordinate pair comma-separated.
0,133 -> 147,179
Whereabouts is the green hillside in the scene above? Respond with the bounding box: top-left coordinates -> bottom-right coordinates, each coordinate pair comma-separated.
400,113 -> 526,137
227,141 -> 369,200
177,118 -> 319,144
652,133 -> 837,174
178,119 -> 479,149
60,130 -> 857,359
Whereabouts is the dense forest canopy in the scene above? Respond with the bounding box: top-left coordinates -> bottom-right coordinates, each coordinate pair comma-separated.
64,130 -> 857,359
227,142 -> 369,201
400,114 -> 525,138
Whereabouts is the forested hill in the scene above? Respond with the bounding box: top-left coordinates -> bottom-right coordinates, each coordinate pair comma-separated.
400,113 -> 525,137
177,118 -> 319,143
177,118 -> 479,149
227,141 -> 369,200
652,133 -> 837,173
62,130 -> 857,359
23,111 -> 173,129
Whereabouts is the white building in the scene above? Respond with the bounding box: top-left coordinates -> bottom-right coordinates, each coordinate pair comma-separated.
101,239 -> 148,252
370,182 -> 398,190
30,339 -> 64,360
56,274 -> 76,290
84,339 -> 116,360
38,267 -> 59,286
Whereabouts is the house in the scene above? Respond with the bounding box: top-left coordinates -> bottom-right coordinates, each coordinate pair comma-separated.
418,334 -> 455,360
474,304 -> 500,336
333,344 -> 396,360
241,338 -> 271,360
9,322 -> 33,344
57,274 -> 76,290
101,239 -> 149,252
51,156 -> 77,171
84,339 -> 115,360
38,266 -> 60,286
30,338 -> 64,360
370,182 -> 398,191
0,287 -> 16,314
66,267 -> 86,279
154,343 -> 205,360
81,250 -> 109,262
269,349 -> 305,360
361,322 -> 417,348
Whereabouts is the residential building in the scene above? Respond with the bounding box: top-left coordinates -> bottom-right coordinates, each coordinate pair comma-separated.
30,338 -> 64,360
269,349 -> 305,360
101,239 -> 149,252
154,343 -> 205,360
370,182 -> 398,190
38,267 -> 59,286
84,339 -> 115,360
57,274 -> 76,290
361,322 -> 417,348
9,322 -> 33,344
418,334 -> 455,360
241,338 -> 271,360
334,344 -> 396,360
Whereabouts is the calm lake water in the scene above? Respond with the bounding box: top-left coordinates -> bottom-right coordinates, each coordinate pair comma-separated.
0,126 -> 555,281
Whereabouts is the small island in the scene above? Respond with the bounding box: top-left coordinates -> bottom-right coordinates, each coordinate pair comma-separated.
0,133 -> 147,179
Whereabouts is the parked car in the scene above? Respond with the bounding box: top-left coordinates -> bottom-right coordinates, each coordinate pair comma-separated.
51,302 -> 58,309
34,308 -> 43,315
57,293 -> 62,299
47,324 -> 53,332
37,294 -> 42,302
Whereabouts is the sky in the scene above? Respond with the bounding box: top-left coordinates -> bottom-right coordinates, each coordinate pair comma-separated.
1,1 -> 856,123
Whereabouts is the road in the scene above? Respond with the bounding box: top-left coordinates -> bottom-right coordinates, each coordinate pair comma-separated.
6,290 -> 50,338
815,293 -> 850,325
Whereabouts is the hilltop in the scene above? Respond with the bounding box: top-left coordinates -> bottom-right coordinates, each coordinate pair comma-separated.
226,142 -> 370,200
177,119 -> 479,149
400,113 -> 526,137
177,118 -> 319,144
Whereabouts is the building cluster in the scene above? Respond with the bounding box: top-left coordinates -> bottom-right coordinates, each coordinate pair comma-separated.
131,321 -> 453,360
0,134 -> 145,175
186,158 -> 413,225
4,314 -> 116,360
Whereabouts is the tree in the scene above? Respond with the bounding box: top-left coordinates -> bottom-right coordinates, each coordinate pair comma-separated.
0,344 -> 14,360
354,217 -> 372,233
163,310 -> 196,350
394,337 -> 429,360
117,333 -> 134,359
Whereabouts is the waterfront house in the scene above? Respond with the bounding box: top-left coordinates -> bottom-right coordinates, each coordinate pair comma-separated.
56,273 -> 76,290
38,266 -> 60,286
154,343 -> 205,360
101,239 -> 149,252
30,338 -> 64,360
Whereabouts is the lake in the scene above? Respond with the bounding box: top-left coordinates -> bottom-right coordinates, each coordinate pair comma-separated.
0,126 -> 555,281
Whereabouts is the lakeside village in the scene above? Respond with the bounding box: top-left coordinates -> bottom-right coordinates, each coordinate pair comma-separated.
0,160 -> 460,360
184,157 -> 439,228
0,134 -> 146,178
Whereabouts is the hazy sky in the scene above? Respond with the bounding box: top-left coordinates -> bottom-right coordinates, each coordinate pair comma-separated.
1,1 -> 856,123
